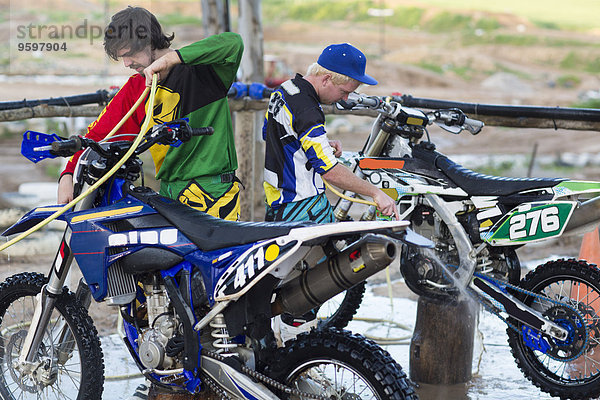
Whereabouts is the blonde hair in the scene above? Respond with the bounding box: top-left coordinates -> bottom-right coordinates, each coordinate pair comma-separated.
306,63 -> 359,86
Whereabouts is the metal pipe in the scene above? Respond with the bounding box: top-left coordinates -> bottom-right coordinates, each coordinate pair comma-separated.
271,234 -> 397,317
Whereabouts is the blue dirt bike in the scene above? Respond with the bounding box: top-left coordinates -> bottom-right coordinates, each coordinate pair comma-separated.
0,120 -> 424,400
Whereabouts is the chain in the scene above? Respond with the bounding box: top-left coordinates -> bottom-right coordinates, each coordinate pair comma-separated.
201,349 -> 329,400
471,273 -> 589,362
199,368 -> 233,400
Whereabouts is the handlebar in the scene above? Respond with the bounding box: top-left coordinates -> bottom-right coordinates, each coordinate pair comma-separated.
45,120 -> 213,158
50,136 -> 85,156
340,93 -> 484,135
354,95 -> 382,108
191,127 -> 215,136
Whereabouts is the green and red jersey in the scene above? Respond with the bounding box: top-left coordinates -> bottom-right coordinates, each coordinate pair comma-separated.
62,32 -> 243,193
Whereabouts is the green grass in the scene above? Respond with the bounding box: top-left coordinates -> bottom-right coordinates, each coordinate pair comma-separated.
556,74 -> 581,88
560,52 -> 600,73
473,161 -> 515,176
425,11 -> 473,33
159,13 -> 202,27
398,0 -> 600,31
490,63 -> 532,80
571,99 -> 600,109
387,7 -> 424,29
264,0 -> 600,31
416,62 -> 444,74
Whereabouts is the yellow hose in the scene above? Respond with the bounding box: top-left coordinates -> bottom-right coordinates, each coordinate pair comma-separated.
103,84 -> 150,141
322,178 -> 377,207
0,76 -> 158,253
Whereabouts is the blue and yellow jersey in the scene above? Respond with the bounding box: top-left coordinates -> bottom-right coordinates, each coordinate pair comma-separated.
262,74 -> 338,208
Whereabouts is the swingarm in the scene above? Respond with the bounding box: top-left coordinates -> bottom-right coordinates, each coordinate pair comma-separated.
471,274 -> 569,341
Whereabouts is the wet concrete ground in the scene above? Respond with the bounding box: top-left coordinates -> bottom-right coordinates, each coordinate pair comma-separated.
99,281 -> 561,400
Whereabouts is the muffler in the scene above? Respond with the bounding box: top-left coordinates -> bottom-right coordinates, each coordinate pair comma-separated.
271,234 -> 397,317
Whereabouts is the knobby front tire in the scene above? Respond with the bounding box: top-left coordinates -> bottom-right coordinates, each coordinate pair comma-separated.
0,272 -> 104,400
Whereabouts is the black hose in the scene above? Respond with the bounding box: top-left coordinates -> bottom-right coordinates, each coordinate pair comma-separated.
0,89 -> 114,111
395,94 -> 600,122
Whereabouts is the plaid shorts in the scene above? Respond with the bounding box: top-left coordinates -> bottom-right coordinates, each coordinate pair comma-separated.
265,193 -> 334,223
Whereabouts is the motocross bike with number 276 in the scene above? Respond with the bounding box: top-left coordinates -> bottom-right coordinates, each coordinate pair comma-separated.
0,119 -> 425,400
328,93 -> 600,400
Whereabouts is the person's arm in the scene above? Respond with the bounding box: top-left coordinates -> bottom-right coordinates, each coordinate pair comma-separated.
57,75 -> 147,203
322,164 -> 398,218
143,33 -> 244,88
143,49 -> 180,87
176,32 -> 244,86
57,174 -> 74,204
296,117 -> 397,218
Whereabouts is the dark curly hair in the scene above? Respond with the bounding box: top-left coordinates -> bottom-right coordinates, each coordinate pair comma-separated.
104,7 -> 174,60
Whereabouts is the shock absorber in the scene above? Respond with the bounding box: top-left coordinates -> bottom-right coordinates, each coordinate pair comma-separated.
209,314 -> 237,354
476,251 -> 493,273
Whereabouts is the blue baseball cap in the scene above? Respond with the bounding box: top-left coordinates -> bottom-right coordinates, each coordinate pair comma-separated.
317,43 -> 378,86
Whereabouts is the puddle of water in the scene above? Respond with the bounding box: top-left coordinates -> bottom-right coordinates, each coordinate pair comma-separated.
349,288 -> 557,399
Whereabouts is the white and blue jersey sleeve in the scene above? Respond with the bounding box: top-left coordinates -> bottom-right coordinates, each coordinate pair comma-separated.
262,74 -> 337,208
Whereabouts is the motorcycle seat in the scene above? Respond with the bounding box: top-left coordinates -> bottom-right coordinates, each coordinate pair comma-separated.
128,187 -> 314,251
435,155 -> 565,196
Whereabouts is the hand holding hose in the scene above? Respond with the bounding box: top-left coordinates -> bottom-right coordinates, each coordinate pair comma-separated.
372,190 -> 399,220
143,50 -> 180,87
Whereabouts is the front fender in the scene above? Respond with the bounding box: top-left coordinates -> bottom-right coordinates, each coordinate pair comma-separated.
2,205 -> 68,236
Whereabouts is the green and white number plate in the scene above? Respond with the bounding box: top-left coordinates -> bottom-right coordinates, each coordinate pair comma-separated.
486,201 -> 576,245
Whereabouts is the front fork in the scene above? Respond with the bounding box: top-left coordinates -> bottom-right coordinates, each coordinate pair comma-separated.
17,228 -> 88,369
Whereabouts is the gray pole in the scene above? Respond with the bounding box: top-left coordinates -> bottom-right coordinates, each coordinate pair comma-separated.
237,0 -> 264,221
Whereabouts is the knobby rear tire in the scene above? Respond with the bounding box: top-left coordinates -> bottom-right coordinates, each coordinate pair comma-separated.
267,328 -> 418,399
507,259 -> 600,400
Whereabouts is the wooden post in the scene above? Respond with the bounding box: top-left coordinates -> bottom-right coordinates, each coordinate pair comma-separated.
409,297 -> 478,384
237,0 -> 264,221
234,111 -> 257,220
200,0 -> 229,36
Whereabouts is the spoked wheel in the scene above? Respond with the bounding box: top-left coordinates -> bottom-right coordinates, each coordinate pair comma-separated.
267,328 -> 418,399
507,259 -> 600,399
317,282 -> 366,329
0,273 -> 104,400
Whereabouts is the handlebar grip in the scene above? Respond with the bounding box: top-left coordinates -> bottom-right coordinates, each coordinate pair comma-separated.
190,127 -> 214,136
50,136 -> 83,156
463,117 -> 484,135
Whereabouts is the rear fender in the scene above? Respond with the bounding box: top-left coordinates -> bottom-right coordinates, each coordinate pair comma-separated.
553,180 -> 600,198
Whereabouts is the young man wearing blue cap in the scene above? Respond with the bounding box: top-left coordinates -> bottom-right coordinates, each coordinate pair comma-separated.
262,43 -> 398,344
263,42 -> 397,223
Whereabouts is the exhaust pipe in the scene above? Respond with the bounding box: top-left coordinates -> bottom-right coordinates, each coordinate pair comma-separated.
271,234 -> 397,317
564,196 -> 600,236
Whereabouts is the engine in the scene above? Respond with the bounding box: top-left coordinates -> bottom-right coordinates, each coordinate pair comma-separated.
400,204 -> 461,300
137,284 -> 181,370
